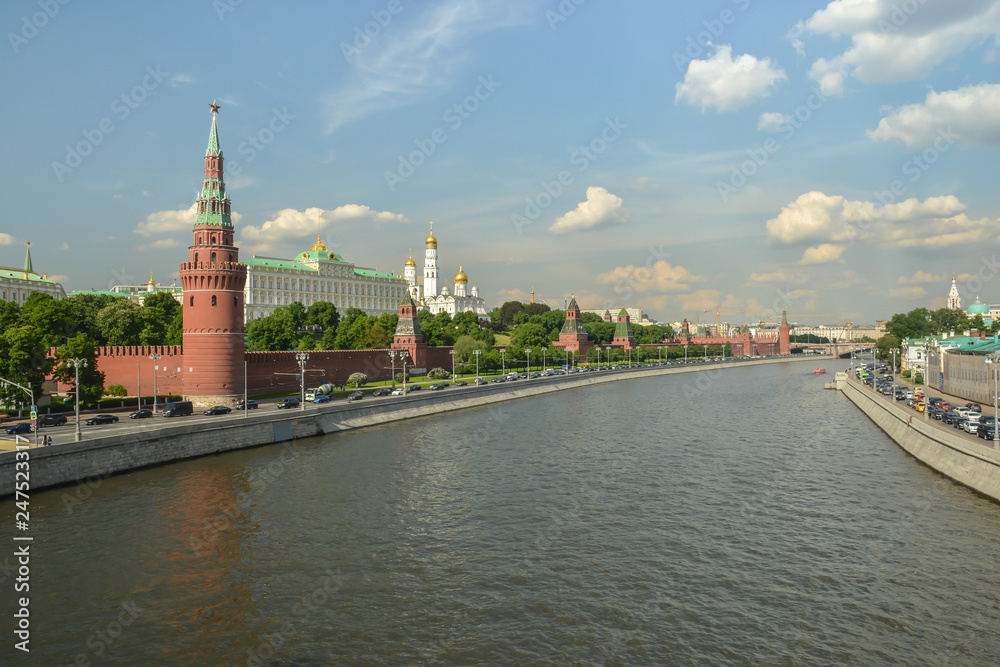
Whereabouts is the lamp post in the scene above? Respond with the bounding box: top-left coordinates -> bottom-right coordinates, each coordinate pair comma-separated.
500,348 -> 506,376
401,351 -> 409,393
137,359 -> 141,411
565,348 -> 570,370
924,341 -> 932,421
889,347 -> 900,401
525,349 -> 532,378
684,344 -> 688,364
987,353 -> 1000,448
149,353 -> 162,414
703,345 -> 708,361
70,358 -> 87,443
1,376 -> 38,448
872,346 -> 877,394
473,349 -> 481,379
243,359 -> 248,418
295,352 -> 309,410
449,349 -> 456,383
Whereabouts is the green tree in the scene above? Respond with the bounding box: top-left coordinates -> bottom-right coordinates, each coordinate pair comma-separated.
139,291 -> 181,346
498,301 -> 525,326
930,307 -> 969,335
0,325 -> 54,408
246,308 -> 297,351
287,301 -> 307,330
0,301 -> 21,336
428,367 -> 449,380
453,334 -> 489,363
875,335 -> 902,364
365,322 -> 392,349
65,293 -> 117,342
307,301 -> 340,332
95,299 -> 143,346
884,308 -> 933,340
347,372 -> 368,388
165,308 -> 183,345
18,292 -> 77,348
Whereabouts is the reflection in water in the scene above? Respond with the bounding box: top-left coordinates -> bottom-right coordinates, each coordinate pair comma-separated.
9,363 -> 1000,665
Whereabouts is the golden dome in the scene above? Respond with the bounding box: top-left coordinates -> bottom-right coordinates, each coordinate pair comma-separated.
405,249 -> 416,267
454,264 -> 468,284
425,222 -> 437,248
310,234 -> 328,252
147,272 -> 156,288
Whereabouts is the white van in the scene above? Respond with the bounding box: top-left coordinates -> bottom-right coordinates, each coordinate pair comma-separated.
965,412 -> 981,433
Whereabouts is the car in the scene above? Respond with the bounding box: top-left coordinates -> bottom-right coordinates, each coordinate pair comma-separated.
313,395 -> 331,403
347,391 -> 364,401
40,414 -> 68,426
234,399 -> 258,410
4,423 -> 33,435
276,398 -> 300,409
85,414 -> 119,425
967,403 -> 982,413
529,372 -> 542,379
490,377 -> 505,383
965,414 -> 981,433
938,402 -> 951,412
429,382 -> 448,390
129,409 -> 153,419
162,401 -> 194,417
409,384 -> 422,391
931,407 -> 946,421
373,387 -> 393,397
204,406 -> 232,415
944,411 -> 959,425
955,417 -> 969,431
474,377 -> 488,386
978,423 -> 997,440
454,380 -> 467,387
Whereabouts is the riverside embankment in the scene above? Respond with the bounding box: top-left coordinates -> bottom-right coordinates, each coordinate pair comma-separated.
840,374 -> 1000,503
0,355 -> 825,496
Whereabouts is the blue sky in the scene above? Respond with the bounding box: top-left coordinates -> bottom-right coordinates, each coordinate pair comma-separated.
2,0 -> 999,327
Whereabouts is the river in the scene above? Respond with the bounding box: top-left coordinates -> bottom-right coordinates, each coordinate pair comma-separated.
6,361 -> 1000,665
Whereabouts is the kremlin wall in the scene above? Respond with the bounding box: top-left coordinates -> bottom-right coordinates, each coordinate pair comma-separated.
48,105 -> 789,405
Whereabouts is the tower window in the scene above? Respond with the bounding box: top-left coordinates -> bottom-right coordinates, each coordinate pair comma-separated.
212,295 -> 217,306
211,252 -> 217,263
194,253 -> 198,264
235,296 -> 238,307
190,296 -> 194,306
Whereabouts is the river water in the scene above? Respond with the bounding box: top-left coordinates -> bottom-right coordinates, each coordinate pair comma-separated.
7,361 -> 1000,665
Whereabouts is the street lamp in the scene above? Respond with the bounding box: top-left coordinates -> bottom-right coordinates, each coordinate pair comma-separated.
500,348 -> 506,376
295,352 -> 309,410
889,347 -> 900,400
987,353 -> 1000,448
924,341 -> 933,421
684,344 -> 688,364
525,349 -> 532,378
703,345 -> 708,361
400,351 -> 409,392
137,359 -> 141,412
872,346 -> 877,394
149,353 -> 162,414
70,358 -> 87,443
542,349 -> 547,373
473,349 -> 481,379
449,349 -> 456,383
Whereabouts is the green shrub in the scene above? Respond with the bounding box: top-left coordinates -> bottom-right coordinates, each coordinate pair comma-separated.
902,369 -> 910,378
347,372 -> 369,388
428,367 -> 449,380
106,384 -> 128,397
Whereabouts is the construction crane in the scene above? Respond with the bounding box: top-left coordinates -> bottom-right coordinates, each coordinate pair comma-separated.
703,308 -> 765,336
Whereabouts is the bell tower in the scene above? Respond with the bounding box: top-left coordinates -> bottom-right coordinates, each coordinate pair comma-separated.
179,101 -> 247,405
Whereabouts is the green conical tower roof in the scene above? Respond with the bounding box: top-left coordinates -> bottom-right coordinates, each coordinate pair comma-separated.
23,243 -> 33,275
614,307 -> 633,340
560,295 -> 586,335
206,101 -> 222,157
195,102 -> 233,229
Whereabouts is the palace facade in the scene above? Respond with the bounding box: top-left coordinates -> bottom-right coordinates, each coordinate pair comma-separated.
1,244 -> 66,304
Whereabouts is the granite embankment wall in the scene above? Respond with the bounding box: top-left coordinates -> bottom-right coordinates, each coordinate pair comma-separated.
841,377 -> 1000,503
1,355 -> 822,497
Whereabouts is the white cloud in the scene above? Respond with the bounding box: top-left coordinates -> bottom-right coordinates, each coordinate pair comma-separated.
889,286 -> 928,300
868,83 -> 1000,147
55,242 -> 70,252
744,270 -> 808,286
596,260 -> 703,294
829,270 -> 867,289
801,0 -> 1000,95
324,0 -> 531,132
134,203 -> 197,237
0,233 -> 15,245
626,176 -> 661,191
168,74 -> 195,88
799,243 -> 847,265
757,112 -> 787,133
897,270 -> 974,285
46,274 -> 70,285
548,187 -> 629,235
675,44 -> 786,112
241,205 -> 409,243
138,238 -> 182,252
765,191 -> 970,247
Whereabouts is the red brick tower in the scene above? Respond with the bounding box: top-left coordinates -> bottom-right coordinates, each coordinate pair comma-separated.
779,309 -> 790,355
392,293 -> 427,369
612,307 -> 635,349
180,102 -> 247,405
554,296 -> 594,355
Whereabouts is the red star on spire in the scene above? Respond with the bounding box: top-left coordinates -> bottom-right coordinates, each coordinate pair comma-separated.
210,100 -> 221,115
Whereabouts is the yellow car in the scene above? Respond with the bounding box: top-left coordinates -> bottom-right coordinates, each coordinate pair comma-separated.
916,402 -> 926,412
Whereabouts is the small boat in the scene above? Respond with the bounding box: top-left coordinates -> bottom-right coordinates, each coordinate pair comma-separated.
813,368 -> 826,374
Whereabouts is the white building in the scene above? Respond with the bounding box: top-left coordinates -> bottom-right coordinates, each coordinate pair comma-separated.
404,223 -> 489,319
1,244 -> 66,305
947,273 -> 962,310
244,235 -> 408,322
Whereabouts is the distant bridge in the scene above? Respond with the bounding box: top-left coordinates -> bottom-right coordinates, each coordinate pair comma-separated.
790,342 -> 875,358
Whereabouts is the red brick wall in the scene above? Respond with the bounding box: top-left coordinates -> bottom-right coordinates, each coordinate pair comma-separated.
48,345 -> 186,395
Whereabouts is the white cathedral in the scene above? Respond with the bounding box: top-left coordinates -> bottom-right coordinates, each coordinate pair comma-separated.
404,222 -> 489,319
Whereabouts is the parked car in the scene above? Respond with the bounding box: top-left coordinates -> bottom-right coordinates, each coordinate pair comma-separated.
373,387 -> 393,397
965,414 -> 981,433
234,399 -> 258,410
4,423 -> 33,435
40,414 -> 68,426
955,417 -> 969,431
938,402 -> 951,412
429,382 -> 449,390
204,406 -> 232,416
474,377 -> 488,386
931,407 -> 946,420
129,409 -> 152,419
85,414 -> 119,425
347,391 -> 364,401
276,398 -> 300,409
944,411 -> 959,425
977,423 -> 997,440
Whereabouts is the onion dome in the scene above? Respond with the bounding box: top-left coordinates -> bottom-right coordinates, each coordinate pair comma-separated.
310,234 -> 328,252
968,298 -> 990,316
425,222 -> 438,248
454,263 -> 468,284
405,249 -> 416,267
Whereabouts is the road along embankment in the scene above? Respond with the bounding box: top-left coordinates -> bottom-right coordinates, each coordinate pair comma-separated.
0,355 -> 825,497
840,375 -> 1000,503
